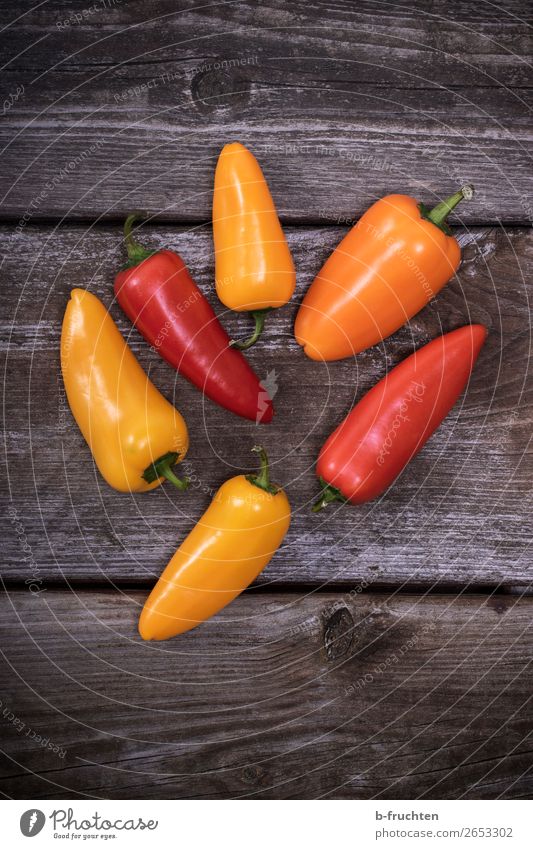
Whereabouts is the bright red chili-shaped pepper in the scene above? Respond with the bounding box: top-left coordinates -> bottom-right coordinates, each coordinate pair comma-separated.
313,324 -> 487,510
114,216 -> 274,424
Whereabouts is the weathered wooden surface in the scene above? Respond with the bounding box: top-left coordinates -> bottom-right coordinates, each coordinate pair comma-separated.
0,0 -> 531,222
0,590 -> 531,799
2,224 -> 531,587
1,0 -> 532,804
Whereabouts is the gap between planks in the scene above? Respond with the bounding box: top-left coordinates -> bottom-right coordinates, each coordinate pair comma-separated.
2,216 -> 533,228
2,581 -> 531,596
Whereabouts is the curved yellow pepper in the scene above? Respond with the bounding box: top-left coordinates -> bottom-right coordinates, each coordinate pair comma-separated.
61,288 -> 189,493
139,446 -> 290,640
213,141 -> 296,349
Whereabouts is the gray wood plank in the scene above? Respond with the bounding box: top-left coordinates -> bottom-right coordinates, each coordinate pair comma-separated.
0,0 -> 531,222
2,223 -> 532,587
0,589 -> 531,799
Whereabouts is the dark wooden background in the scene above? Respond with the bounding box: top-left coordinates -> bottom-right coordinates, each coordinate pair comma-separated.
1,0 -> 531,799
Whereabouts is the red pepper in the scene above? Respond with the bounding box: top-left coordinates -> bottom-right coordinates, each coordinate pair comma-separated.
313,325 -> 487,510
114,216 -> 273,424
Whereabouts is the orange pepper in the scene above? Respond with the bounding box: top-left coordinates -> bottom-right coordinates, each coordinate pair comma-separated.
294,186 -> 474,361
213,142 -> 296,349
139,447 -> 290,640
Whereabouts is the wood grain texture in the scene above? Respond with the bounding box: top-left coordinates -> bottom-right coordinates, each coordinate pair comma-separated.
0,0 -> 531,222
2,0 -> 532,806
2,223 -> 532,587
0,589 -> 531,799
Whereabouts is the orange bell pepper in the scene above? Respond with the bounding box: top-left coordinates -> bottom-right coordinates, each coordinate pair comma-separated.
213,142 -> 296,349
294,186 -> 474,361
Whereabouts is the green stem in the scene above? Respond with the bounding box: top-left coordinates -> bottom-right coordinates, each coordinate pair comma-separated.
245,445 -> 279,495
230,309 -> 271,350
142,451 -> 190,491
312,479 -> 347,513
123,213 -> 157,268
419,185 -> 474,235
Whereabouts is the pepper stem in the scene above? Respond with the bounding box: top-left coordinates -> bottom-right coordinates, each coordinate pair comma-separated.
245,445 -> 279,495
123,213 -> 157,268
142,451 -> 190,491
230,309 -> 271,350
420,185 -> 474,235
312,479 -> 347,513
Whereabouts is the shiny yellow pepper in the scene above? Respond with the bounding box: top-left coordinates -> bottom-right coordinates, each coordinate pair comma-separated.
61,288 -> 189,493
213,141 -> 296,349
139,446 -> 291,640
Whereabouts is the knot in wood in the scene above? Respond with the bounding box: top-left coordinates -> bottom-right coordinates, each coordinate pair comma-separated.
242,764 -> 266,785
191,69 -> 251,112
323,606 -> 354,660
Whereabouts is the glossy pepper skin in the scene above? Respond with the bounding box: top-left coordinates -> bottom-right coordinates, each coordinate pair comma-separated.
295,186 -> 474,361
61,289 -> 189,493
114,216 -> 273,424
313,324 -> 487,510
139,446 -> 290,640
213,142 -> 296,349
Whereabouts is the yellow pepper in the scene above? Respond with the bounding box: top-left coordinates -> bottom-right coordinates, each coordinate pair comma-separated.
213,142 -> 296,349
139,446 -> 291,640
61,288 -> 189,493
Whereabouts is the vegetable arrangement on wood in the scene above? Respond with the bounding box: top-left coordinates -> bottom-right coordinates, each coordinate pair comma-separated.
59,143 -> 488,640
